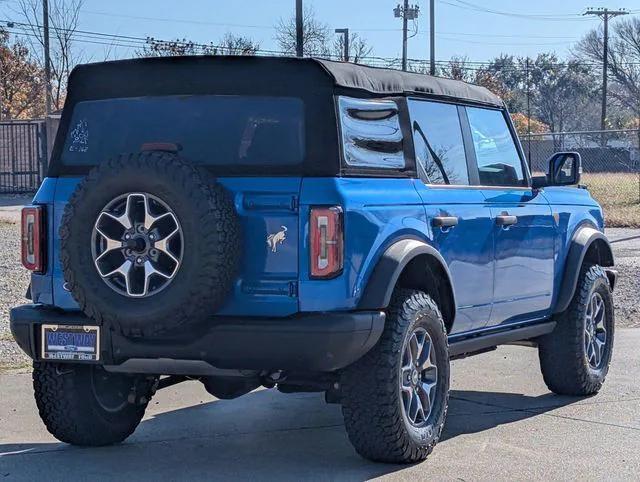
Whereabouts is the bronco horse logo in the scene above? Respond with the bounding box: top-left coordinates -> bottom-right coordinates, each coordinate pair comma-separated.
266,226 -> 288,253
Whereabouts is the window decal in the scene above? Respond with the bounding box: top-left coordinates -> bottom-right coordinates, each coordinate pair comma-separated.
68,119 -> 89,153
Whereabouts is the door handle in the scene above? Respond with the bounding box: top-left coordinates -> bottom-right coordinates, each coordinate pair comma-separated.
496,214 -> 518,226
432,216 -> 459,228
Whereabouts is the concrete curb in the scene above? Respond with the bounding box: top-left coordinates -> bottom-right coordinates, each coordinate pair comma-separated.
0,208 -> 20,224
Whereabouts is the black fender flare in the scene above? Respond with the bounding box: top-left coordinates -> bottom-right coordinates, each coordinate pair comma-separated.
553,226 -> 615,314
358,239 -> 456,314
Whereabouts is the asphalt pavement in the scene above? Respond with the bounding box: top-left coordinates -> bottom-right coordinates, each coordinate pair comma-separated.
1,329 -> 639,481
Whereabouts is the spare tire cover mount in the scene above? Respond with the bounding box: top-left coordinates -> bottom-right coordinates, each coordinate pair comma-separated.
92,192 -> 183,298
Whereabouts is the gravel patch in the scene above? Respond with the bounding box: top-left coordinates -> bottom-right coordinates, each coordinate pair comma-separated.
0,340 -> 29,371
0,222 -> 31,369
610,236 -> 640,328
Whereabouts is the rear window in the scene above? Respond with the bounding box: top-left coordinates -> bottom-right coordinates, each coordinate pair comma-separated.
61,95 -> 305,168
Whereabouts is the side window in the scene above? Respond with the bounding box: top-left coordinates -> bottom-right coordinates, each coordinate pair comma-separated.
466,107 -> 526,187
338,96 -> 404,169
408,99 -> 469,185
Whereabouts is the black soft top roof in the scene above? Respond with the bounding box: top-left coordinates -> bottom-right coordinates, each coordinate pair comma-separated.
66,55 -> 503,107
51,56 -> 503,177
314,58 -> 502,106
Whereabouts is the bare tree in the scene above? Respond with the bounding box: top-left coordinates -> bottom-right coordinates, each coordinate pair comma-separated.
576,18 -> 640,123
137,33 -> 260,58
332,32 -> 372,63
138,38 -> 207,57
275,5 -> 330,57
217,32 -> 260,56
15,0 -> 85,111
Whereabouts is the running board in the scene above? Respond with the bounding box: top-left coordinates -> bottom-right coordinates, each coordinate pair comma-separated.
448,321 -> 556,358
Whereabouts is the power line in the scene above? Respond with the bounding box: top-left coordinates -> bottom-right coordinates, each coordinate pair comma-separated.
435,35 -> 576,47
3,19 -> 288,55
434,31 -> 578,39
440,0 -> 594,21
3,18 -> 640,72
4,4 -> 626,59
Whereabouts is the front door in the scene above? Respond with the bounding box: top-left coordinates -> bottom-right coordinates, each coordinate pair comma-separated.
465,106 -> 555,326
408,98 -> 495,333
484,190 -> 555,324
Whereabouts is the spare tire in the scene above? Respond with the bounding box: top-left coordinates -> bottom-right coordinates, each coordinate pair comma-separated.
60,151 -> 240,337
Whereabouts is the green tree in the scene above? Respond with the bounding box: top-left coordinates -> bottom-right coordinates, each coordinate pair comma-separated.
528,53 -> 598,133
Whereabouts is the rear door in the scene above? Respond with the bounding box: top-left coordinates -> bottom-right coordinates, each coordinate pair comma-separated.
409,99 -> 495,334
50,94 -> 305,317
464,106 -> 555,326
215,177 -> 301,317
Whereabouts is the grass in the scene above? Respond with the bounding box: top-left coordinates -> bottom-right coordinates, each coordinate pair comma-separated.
582,173 -> 640,228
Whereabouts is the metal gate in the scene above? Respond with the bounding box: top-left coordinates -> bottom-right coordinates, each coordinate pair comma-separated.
0,121 -> 46,194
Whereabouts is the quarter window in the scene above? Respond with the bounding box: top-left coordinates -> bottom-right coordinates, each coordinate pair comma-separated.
338,96 -> 405,169
466,107 -> 525,187
408,99 -> 469,185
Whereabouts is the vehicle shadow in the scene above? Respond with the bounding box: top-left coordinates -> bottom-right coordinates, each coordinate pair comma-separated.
442,389 -> 586,441
0,387 -> 584,481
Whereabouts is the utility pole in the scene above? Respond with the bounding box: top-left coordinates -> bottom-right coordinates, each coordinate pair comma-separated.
295,0 -> 303,57
525,57 -> 532,168
334,28 -> 349,62
429,0 -> 435,75
584,7 -> 628,144
43,0 -> 52,114
393,2 -> 419,71
401,0 -> 408,71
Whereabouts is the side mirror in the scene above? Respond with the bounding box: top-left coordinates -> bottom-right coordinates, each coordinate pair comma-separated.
532,152 -> 582,188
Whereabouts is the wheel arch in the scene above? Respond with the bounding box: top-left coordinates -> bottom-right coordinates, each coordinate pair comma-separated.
358,239 -> 456,333
553,226 -> 614,314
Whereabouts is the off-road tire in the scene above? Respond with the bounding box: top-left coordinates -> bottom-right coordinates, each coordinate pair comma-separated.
538,264 -> 614,396
340,289 -> 450,463
60,151 -> 240,337
33,362 -> 150,446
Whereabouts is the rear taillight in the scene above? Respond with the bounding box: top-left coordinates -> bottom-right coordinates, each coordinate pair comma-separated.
310,206 -> 343,279
21,206 -> 45,272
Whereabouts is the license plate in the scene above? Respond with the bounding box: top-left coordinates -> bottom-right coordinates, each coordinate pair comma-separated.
41,325 -> 100,361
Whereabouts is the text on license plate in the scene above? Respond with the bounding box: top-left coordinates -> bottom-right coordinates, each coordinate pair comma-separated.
41,324 -> 100,361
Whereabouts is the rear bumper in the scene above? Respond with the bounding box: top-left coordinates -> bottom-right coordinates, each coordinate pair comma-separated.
10,304 -> 385,374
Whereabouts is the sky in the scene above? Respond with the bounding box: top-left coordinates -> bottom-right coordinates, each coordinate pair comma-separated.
1,0 -> 639,64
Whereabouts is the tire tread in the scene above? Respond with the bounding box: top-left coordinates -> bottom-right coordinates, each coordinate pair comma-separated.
340,289 -> 449,463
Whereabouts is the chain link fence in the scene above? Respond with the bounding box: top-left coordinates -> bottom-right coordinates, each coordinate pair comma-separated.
520,129 -> 640,227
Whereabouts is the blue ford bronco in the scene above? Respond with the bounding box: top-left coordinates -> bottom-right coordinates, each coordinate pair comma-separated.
11,57 -> 616,463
